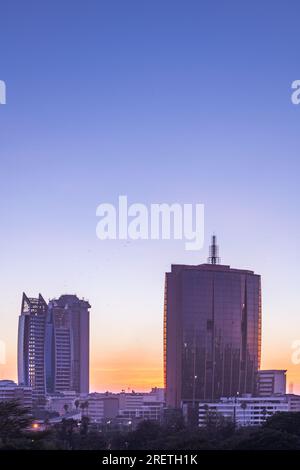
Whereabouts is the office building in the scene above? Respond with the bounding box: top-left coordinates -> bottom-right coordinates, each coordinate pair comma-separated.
81,388 -> 165,424
18,292 -> 90,400
18,293 -> 48,402
87,394 -> 119,423
45,295 -> 90,394
45,391 -> 79,415
164,236 -> 262,408
197,394 -> 300,427
257,369 -> 286,396
118,388 -> 165,423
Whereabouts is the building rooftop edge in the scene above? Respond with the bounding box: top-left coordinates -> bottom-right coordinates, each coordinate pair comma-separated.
167,263 -> 257,275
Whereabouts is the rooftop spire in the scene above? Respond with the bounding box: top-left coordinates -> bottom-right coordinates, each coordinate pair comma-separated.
208,234 -> 221,264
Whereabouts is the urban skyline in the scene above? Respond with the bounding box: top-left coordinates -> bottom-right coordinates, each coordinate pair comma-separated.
0,235 -> 292,400
1,1 -> 300,394
0,233 -> 297,394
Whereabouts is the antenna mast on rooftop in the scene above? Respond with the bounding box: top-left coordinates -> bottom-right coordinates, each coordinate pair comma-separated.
208,234 -> 221,264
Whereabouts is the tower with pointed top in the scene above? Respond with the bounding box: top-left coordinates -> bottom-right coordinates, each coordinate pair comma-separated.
164,236 -> 262,409
18,293 -> 48,403
18,293 -> 90,401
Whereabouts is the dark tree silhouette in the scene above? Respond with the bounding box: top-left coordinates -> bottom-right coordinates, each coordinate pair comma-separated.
264,411 -> 300,436
0,400 -> 32,444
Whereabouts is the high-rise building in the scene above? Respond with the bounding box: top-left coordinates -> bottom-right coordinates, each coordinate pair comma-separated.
164,236 -> 262,408
45,295 -> 90,394
18,293 -> 48,402
257,370 -> 286,396
18,293 -> 90,400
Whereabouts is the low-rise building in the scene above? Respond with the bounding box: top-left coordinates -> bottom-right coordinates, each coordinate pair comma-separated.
0,380 -> 32,409
257,370 -> 287,396
45,387 -> 165,425
198,395 -> 300,427
87,394 -> 119,423
86,388 -> 165,424
45,391 -> 79,415
118,388 -> 165,423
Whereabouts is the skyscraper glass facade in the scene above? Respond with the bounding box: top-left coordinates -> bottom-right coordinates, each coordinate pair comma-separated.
18,293 -> 48,402
46,295 -> 90,394
18,293 -> 90,400
164,260 -> 261,408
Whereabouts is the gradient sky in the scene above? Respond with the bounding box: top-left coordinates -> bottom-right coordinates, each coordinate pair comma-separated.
1,1 -> 300,392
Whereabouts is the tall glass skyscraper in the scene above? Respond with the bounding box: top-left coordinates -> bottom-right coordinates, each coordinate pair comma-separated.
45,295 -> 90,395
18,293 -> 48,402
18,293 -> 90,399
164,237 -> 262,408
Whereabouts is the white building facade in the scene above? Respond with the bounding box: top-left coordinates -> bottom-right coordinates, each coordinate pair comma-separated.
257,370 -> 286,396
198,395 -> 300,427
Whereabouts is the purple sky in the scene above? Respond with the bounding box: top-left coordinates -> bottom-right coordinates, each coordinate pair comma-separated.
0,1 -> 300,391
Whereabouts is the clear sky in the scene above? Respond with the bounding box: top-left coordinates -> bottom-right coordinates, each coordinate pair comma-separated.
1,1 -> 300,392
